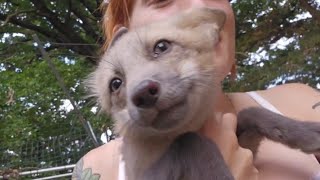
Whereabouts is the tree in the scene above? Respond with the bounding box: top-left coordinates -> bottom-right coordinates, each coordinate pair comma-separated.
0,0 -> 103,62
0,0 -> 109,177
0,0 -> 319,178
229,0 -> 320,91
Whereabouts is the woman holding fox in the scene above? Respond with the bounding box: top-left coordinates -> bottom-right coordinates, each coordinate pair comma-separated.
72,0 -> 320,179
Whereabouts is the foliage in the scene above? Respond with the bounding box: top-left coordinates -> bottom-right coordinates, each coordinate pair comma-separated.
227,0 -> 320,91
0,0 -> 319,178
0,0 -> 110,177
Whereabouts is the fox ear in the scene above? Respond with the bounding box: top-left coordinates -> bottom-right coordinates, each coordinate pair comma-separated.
174,8 -> 226,31
107,26 -> 128,52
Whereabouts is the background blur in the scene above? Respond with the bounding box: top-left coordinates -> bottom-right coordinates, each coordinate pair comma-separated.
1,0 -> 319,179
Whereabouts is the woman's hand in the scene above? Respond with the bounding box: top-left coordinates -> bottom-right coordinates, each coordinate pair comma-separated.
199,113 -> 259,180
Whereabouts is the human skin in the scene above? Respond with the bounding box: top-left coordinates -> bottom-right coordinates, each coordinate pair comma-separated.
72,0 -> 320,180
129,0 -> 320,179
130,0 -> 235,83
129,1 -> 259,179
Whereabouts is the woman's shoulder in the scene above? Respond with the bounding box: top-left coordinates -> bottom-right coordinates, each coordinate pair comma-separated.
230,83 -> 320,120
72,139 -> 122,179
260,82 -> 318,96
259,83 -> 319,119
84,139 -> 121,159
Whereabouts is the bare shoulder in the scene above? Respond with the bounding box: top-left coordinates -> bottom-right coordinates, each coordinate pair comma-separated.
228,83 -> 320,120
258,83 -> 320,120
72,139 -> 122,180
262,83 -> 318,95
84,139 -> 121,161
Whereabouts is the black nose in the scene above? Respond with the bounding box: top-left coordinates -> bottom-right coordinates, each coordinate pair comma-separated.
132,80 -> 160,108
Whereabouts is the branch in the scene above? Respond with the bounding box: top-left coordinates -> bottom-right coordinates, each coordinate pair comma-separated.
1,12 -> 97,63
29,0 -> 98,62
69,0 -> 100,41
299,0 -> 320,24
2,9 -> 36,25
236,2 -> 302,53
32,34 -> 100,147
0,13 -> 64,42
29,0 -> 78,40
79,0 -> 103,19
1,1 -> 100,63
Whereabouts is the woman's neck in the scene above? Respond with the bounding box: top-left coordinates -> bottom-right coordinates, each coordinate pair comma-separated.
213,87 -> 236,115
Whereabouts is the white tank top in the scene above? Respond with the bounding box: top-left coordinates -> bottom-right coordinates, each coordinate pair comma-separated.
246,91 -> 283,115
118,155 -> 126,180
117,91 -> 320,180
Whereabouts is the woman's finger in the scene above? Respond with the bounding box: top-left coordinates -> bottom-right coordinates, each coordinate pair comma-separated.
221,113 -> 237,132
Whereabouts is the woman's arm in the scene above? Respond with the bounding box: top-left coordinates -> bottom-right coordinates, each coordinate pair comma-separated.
259,83 -> 320,121
249,83 -> 320,179
263,83 -> 320,161
71,140 -> 121,180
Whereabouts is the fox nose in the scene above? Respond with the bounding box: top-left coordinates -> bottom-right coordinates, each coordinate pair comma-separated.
132,80 -> 160,108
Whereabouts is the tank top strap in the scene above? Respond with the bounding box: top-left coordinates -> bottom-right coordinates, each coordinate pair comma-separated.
247,91 -> 320,175
118,154 -> 126,180
117,138 -> 126,180
246,91 -> 283,115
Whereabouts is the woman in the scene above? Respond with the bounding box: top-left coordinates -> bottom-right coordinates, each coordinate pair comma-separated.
72,0 -> 320,179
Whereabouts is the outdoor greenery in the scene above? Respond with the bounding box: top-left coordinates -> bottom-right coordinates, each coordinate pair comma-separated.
0,0 -> 108,178
0,0 -> 319,178
230,0 -> 320,91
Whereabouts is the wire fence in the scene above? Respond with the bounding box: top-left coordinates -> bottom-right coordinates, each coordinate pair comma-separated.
0,129 -> 98,179
0,35 -> 105,179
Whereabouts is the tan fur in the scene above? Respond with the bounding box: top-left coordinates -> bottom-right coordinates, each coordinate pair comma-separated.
86,8 -> 230,180
85,7 -> 320,180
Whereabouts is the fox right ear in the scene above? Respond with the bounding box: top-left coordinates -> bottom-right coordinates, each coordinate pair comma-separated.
174,8 -> 226,31
107,26 -> 128,52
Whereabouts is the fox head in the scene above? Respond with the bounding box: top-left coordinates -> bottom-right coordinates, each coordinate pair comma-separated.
86,8 -> 226,139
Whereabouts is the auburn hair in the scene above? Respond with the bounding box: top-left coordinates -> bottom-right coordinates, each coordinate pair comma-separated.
100,0 -> 232,51
100,0 -> 135,51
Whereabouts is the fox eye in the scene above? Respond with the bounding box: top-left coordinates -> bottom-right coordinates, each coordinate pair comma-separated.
153,40 -> 171,58
147,0 -> 172,8
110,78 -> 122,92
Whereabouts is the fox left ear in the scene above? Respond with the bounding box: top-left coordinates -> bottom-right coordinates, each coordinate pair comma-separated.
107,26 -> 128,52
174,7 -> 226,31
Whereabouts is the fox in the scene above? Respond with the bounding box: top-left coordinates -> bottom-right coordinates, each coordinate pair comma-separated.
85,7 -> 320,180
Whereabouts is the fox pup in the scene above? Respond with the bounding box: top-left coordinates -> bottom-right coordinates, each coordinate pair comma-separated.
86,7 -> 320,180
